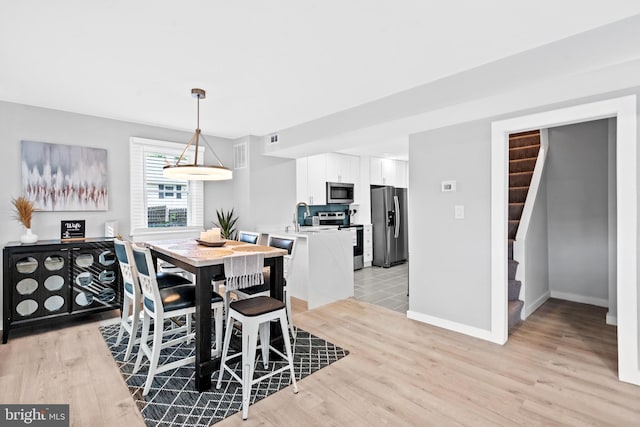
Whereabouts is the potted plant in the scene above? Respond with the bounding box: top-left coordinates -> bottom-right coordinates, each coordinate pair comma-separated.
213,208 -> 238,240
12,196 -> 38,243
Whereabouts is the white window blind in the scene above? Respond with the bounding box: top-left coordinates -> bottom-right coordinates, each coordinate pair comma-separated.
130,137 -> 204,236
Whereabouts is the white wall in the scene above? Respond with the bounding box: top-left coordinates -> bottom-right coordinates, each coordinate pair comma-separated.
0,100 -> 237,329
407,88 -> 639,335
0,101 -> 235,244
408,120 -> 492,331
546,120 -> 609,306
523,170 -> 550,317
357,156 -> 372,225
608,118 -> 618,324
233,135 -> 296,232
231,136 -> 253,232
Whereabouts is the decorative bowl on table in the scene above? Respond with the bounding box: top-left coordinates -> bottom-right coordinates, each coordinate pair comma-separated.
196,239 -> 226,247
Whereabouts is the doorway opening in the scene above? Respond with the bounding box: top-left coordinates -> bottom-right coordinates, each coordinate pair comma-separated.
490,95 -> 639,385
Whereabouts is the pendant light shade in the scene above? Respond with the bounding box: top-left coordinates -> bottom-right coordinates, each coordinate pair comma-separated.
162,88 -> 232,181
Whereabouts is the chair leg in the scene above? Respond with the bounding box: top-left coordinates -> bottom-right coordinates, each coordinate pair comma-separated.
124,300 -> 140,361
284,287 -> 296,339
186,312 -> 192,344
115,295 -> 131,346
213,305 -> 223,357
216,311 -> 236,389
258,321 -> 270,368
279,312 -> 298,394
133,312 -> 151,374
143,319 -> 164,396
223,291 -> 231,324
242,320 -> 259,420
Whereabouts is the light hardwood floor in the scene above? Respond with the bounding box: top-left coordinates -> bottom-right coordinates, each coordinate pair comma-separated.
1,298 -> 639,426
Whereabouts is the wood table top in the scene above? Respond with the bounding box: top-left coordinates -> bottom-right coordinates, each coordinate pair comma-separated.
145,239 -> 287,267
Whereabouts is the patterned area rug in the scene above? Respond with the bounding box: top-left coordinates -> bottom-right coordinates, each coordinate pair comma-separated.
100,323 -> 348,426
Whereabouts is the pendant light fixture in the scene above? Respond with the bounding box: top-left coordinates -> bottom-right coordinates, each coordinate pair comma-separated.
163,88 -> 233,181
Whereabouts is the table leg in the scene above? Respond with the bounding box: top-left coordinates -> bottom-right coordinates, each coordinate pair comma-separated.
194,266 -> 217,391
267,256 -> 284,301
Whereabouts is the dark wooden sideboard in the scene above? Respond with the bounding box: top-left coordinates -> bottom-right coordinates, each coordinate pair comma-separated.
2,238 -> 121,343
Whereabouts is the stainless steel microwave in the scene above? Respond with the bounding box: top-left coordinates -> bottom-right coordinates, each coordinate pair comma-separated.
326,182 -> 354,204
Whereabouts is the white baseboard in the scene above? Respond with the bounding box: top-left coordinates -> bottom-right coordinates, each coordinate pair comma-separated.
606,311 -> 618,325
524,291 -> 550,319
407,310 -> 502,344
549,291 -> 608,308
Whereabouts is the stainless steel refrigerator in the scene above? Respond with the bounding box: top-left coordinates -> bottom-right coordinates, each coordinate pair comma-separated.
371,186 -> 408,267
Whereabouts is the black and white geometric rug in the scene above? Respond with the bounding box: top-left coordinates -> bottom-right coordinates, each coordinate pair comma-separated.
100,323 -> 348,426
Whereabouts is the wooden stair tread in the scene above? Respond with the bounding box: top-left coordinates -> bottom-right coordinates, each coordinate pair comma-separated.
509,156 -> 538,163
509,144 -> 540,151
509,171 -> 534,176
509,130 -> 540,139
510,186 -> 530,190
509,202 -> 525,206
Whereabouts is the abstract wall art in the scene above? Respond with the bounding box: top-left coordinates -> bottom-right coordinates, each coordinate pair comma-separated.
21,141 -> 108,211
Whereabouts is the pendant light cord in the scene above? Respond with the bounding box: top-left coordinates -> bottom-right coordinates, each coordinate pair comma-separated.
172,90 -> 226,168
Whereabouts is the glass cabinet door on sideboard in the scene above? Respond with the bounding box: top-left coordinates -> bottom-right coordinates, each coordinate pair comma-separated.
3,238 -> 121,343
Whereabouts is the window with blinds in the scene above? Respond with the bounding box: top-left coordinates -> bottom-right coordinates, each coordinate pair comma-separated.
130,137 -> 204,236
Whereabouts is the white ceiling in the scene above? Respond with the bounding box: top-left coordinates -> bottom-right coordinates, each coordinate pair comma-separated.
2,1 -> 640,159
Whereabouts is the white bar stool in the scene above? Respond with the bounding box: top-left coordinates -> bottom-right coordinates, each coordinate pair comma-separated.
216,296 -> 298,420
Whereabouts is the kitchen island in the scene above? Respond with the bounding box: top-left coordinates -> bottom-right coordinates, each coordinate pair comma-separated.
259,227 -> 353,309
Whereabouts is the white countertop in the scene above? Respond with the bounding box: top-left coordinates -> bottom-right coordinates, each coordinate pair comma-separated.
258,226 -> 343,239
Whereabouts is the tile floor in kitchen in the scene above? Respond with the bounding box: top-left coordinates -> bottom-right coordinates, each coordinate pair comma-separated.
354,262 -> 408,313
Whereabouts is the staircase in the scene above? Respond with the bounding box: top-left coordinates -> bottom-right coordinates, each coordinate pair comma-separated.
508,130 -> 540,331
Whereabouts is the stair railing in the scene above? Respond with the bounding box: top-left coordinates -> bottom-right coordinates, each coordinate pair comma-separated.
513,129 -> 549,318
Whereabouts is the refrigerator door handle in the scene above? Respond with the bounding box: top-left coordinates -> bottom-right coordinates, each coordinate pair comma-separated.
394,195 -> 400,239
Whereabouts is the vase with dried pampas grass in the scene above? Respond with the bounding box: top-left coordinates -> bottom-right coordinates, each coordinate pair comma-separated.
12,196 -> 38,244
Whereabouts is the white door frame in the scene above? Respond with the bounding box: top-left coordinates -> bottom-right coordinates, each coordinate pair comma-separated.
490,95 -> 639,385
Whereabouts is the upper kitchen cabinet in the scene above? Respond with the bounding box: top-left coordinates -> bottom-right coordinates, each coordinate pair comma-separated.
297,154 -> 327,205
370,157 -> 408,188
325,153 -> 359,184
296,153 -> 361,205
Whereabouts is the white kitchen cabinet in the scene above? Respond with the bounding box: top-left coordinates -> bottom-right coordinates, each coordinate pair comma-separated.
363,224 -> 373,267
259,228 -> 354,309
326,153 -> 359,184
394,160 -> 408,188
369,157 -> 383,186
369,157 -> 408,188
297,153 -> 360,205
307,154 -> 326,205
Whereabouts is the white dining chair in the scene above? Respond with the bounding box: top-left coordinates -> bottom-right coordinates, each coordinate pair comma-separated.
216,296 -> 298,420
113,238 -> 193,361
214,230 -> 262,309
233,234 -> 297,338
130,244 -> 225,396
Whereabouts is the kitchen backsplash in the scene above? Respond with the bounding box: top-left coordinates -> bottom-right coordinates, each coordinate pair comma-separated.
297,204 -> 349,226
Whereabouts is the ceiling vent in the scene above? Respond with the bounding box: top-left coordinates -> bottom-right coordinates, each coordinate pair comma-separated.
233,143 -> 248,169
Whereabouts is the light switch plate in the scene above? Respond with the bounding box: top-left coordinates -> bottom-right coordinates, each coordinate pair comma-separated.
455,205 -> 465,219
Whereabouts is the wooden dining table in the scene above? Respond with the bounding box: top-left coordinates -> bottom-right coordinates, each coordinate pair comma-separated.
144,238 -> 287,392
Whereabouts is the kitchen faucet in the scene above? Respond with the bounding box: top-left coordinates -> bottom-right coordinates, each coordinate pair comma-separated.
294,202 -> 311,232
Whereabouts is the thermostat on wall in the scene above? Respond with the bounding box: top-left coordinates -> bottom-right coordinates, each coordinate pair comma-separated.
441,180 -> 457,192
